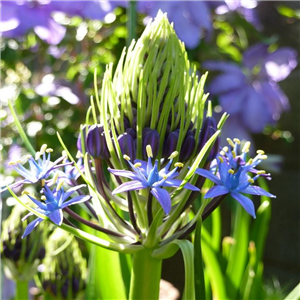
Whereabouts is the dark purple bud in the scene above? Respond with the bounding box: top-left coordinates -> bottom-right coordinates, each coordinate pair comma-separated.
198,116 -> 219,161
86,125 -> 110,159
126,128 -> 136,139
77,125 -> 89,152
180,135 -> 196,161
123,116 -> 130,129
118,133 -> 136,160
163,130 -> 179,158
142,128 -> 160,159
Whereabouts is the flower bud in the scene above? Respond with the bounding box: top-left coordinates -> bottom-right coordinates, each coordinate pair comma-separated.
163,130 -> 179,158
1,205 -> 46,281
86,124 -> 110,159
76,124 -> 89,153
198,116 -> 219,161
41,228 -> 87,300
118,133 -> 136,160
180,134 -> 196,162
142,128 -> 160,159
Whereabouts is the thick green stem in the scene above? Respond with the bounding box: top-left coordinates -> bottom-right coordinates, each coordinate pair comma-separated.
127,1 -> 137,45
16,280 -> 29,300
129,248 -> 162,300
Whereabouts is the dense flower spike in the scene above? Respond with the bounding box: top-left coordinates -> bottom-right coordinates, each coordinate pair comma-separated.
22,184 -> 91,237
195,138 -> 276,218
1,144 -> 73,192
108,146 -> 199,214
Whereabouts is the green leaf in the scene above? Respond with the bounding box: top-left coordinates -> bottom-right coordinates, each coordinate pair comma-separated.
284,283 -> 300,300
194,220 -> 206,300
86,231 -> 127,300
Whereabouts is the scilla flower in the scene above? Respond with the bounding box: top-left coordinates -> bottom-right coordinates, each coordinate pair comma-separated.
1,144 -> 72,192
108,145 -> 199,214
195,138 -> 276,218
22,184 -> 91,237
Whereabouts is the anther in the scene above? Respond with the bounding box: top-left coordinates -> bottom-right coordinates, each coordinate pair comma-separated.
174,162 -> 184,168
260,155 -> 268,160
246,158 -> 253,165
123,154 -> 131,161
222,146 -> 229,153
242,141 -> 251,153
26,154 -> 31,160
46,148 -> 53,153
226,138 -> 235,148
57,181 -> 64,191
256,150 -> 265,155
76,150 -> 83,159
41,179 -> 45,186
52,173 -> 59,184
40,144 -> 47,154
8,161 -> 17,166
162,175 -> 168,180
218,156 -> 224,163
62,150 -> 67,157
228,169 -> 234,174
169,151 -> 178,160
146,145 -> 153,158
231,151 -> 236,158
35,151 -> 41,160
233,138 -> 241,144
22,191 -> 30,195
41,195 -> 46,201
248,178 -> 254,184
220,150 -> 225,156
257,170 -> 266,175
134,162 -> 142,168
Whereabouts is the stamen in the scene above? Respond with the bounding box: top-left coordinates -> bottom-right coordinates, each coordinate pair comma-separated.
35,151 -> 41,160
233,138 -> 241,144
246,158 -> 253,165
76,150 -> 83,159
228,169 -> 234,174
174,162 -> 184,168
257,170 -> 266,175
123,154 -> 131,161
41,195 -> 46,201
146,145 -> 153,158
162,174 -> 168,180
57,181 -> 64,191
248,178 -> 254,184
41,179 -> 45,186
220,150 -> 225,156
169,151 -> 178,160
40,144 -> 47,154
231,151 -> 236,158
242,141 -> 251,153
62,150 -> 67,157
226,138 -> 235,148
52,172 -> 59,184
8,160 -> 20,166
218,156 -> 224,163
134,162 -> 142,168
256,150 -> 265,155
222,146 -> 229,153
260,155 -> 268,160
46,148 -> 53,153
22,191 -> 30,195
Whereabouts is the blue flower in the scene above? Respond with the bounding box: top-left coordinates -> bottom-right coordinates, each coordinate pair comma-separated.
195,138 -> 276,218
2,144 -> 72,192
108,146 -> 199,214
22,184 -> 91,238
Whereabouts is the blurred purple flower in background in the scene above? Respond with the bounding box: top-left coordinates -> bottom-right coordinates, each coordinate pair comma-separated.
137,1 -> 213,49
0,0 -> 116,44
1,0 -> 66,45
215,0 -> 262,29
204,44 -> 297,139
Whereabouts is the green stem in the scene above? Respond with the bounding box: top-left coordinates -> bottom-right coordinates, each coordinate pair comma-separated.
16,280 -> 29,300
129,248 -> 162,300
127,0 -> 137,46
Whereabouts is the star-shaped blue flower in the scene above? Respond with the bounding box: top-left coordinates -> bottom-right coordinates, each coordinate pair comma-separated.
108,146 -> 199,214
22,184 -> 91,238
2,144 -> 72,193
195,138 -> 276,218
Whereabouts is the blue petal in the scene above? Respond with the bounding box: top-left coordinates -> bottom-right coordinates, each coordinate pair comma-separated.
108,168 -> 138,180
204,185 -> 229,199
231,192 -> 256,218
61,195 -> 91,209
61,184 -> 86,203
27,194 -> 48,210
49,209 -> 63,225
162,179 -> 200,192
151,187 -> 171,214
112,180 -> 147,194
22,217 -> 44,238
241,186 -> 276,198
195,168 -> 222,185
